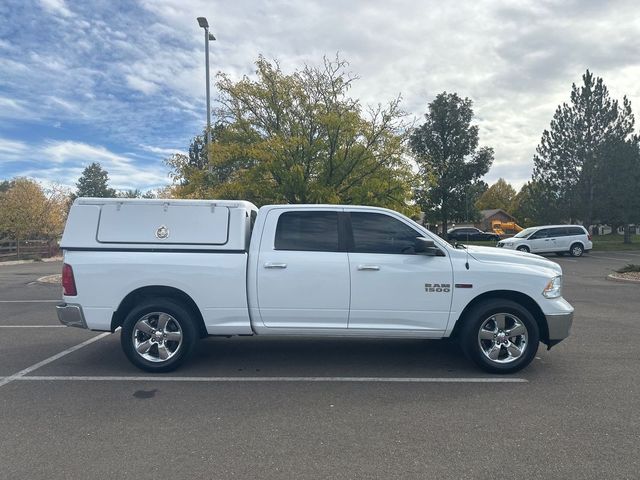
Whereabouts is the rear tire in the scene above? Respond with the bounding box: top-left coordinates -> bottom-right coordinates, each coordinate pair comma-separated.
516,245 -> 530,253
121,298 -> 198,372
460,299 -> 539,374
569,243 -> 584,257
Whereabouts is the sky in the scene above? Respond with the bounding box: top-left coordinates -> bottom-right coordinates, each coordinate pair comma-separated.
1,0 -> 639,192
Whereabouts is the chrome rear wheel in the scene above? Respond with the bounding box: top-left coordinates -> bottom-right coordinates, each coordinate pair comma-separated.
132,312 -> 183,363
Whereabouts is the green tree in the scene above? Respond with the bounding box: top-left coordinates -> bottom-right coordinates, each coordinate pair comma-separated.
0,180 -> 13,194
511,181 -> 563,227
117,189 -> 142,198
167,56 -> 417,214
593,138 -> 640,243
410,92 -> 493,233
75,162 -> 116,198
0,178 -> 68,254
533,70 -> 635,227
475,178 -> 516,212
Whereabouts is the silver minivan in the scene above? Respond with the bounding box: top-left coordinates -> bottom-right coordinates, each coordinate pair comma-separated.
497,225 -> 593,257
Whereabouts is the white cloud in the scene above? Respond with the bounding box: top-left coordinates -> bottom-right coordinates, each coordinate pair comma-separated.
0,138 -> 28,158
20,141 -> 170,189
125,74 -> 160,95
3,0 -> 640,191
139,144 -> 186,156
38,0 -> 74,18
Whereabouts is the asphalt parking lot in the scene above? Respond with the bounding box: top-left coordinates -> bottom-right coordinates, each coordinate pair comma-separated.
1,253 -> 639,479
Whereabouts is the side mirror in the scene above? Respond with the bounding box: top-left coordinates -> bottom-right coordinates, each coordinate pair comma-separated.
415,237 -> 443,256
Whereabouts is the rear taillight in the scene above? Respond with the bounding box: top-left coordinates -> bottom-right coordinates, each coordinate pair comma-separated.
62,263 -> 77,296
588,234 -> 592,241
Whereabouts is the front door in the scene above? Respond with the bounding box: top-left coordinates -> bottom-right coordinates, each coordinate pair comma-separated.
256,209 -> 350,329
528,228 -> 552,253
346,211 -> 453,332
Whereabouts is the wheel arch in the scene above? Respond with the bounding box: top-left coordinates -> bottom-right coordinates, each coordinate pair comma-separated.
110,285 -> 207,338
450,290 -> 549,345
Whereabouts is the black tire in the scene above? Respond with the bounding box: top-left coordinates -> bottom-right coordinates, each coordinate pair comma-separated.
569,243 -> 584,257
516,245 -> 530,253
121,298 -> 198,372
459,299 -> 539,374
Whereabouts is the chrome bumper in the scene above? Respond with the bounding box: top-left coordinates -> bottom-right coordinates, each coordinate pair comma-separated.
56,303 -> 87,329
545,311 -> 574,347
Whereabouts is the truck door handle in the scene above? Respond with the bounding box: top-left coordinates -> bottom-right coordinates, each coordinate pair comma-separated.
357,265 -> 380,271
264,262 -> 287,269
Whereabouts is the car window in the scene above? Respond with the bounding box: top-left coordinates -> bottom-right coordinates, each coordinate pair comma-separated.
514,227 -> 536,238
275,211 -> 340,252
530,229 -> 549,239
568,227 -> 585,236
549,227 -> 567,237
350,212 -> 421,254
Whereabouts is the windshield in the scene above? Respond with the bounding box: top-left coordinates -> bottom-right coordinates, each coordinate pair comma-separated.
514,227 -> 537,239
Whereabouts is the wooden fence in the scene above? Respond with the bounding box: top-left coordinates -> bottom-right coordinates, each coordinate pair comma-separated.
0,239 -> 60,261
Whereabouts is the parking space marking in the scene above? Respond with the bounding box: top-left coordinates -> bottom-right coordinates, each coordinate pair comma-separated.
3,375 -> 527,383
0,300 -> 59,303
0,332 -> 111,388
0,325 -> 66,328
586,254 -> 636,261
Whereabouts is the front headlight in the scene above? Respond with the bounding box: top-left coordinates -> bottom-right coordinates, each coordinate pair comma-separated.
543,276 -> 562,298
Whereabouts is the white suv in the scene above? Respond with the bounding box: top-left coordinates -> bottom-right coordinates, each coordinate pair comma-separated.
497,225 -> 592,257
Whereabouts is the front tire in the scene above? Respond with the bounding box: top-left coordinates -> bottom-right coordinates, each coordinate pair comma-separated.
121,298 -> 198,372
516,245 -> 530,253
460,299 -> 539,374
570,243 -> 584,257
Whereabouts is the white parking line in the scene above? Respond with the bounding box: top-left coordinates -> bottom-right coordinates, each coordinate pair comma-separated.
0,332 -> 111,388
0,300 -> 59,303
0,325 -> 66,328
3,375 -> 527,383
587,255 -> 636,261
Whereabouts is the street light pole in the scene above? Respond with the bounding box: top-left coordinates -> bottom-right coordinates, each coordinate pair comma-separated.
197,17 -> 216,160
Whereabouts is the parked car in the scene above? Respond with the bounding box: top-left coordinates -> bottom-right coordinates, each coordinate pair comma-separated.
447,227 -> 500,242
56,198 -> 574,374
497,225 -> 592,257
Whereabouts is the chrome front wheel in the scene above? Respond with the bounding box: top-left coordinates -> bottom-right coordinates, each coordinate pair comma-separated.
460,299 -> 539,374
477,313 -> 528,364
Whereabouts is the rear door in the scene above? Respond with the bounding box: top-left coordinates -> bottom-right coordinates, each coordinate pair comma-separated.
256,209 -> 350,329
549,227 -> 569,251
346,211 -> 453,332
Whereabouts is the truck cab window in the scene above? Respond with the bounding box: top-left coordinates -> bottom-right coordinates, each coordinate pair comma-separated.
350,212 -> 421,254
274,211 -> 340,252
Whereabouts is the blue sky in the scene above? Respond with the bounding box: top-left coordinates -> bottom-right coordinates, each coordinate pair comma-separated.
1,0 -> 640,191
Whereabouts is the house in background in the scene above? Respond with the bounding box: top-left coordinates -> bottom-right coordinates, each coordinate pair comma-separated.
477,209 -> 519,232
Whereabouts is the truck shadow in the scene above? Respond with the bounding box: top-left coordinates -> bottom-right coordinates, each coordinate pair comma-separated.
189,336 -> 481,377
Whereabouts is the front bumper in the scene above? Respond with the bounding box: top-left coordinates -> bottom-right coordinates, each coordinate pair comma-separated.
56,303 -> 87,329
544,311 -> 574,348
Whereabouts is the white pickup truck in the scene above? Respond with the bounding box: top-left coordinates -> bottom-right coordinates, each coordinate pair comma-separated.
57,198 -> 573,374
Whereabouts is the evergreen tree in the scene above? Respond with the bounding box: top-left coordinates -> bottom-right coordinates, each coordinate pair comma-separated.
593,138 -> 640,243
410,92 -> 493,233
511,181 -> 563,227
533,70 -> 634,227
75,163 -> 116,198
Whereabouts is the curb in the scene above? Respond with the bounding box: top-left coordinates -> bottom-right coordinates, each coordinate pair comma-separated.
606,274 -> 640,284
37,274 -> 62,284
0,256 -> 63,267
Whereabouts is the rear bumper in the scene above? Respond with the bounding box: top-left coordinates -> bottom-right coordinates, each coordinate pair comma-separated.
56,303 -> 87,329
545,311 -> 573,348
